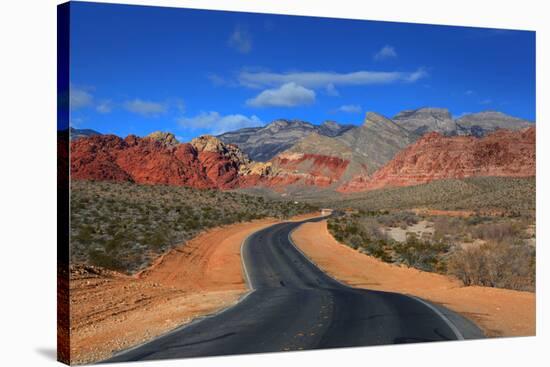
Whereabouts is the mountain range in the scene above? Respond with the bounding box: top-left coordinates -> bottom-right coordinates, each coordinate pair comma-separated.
67,107 -> 535,195
218,108 -> 533,162
217,119 -> 354,161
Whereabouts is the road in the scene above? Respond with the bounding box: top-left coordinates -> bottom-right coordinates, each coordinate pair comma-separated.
104,217 -> 483,363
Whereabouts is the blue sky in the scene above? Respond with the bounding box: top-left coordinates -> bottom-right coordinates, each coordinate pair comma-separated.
68,1 -> 536,141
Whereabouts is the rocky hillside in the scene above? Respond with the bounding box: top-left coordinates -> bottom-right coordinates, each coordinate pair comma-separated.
70,132 -> 270,189
217,119 -> 353,161
339,127 -> 535,192
455,111 -> 533,137
391,108 -> 533,137
336,112 -> 418,174
393,108 -> 455,135
68,107 -> 535,194
266,133 -> 369,188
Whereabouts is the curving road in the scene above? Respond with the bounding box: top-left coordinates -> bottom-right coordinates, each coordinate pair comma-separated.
104,217 -> 483,363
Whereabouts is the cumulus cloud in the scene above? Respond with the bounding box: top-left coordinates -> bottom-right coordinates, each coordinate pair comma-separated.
228,25 -> 252,54
373,45 -> 397,61
70,87 -> 93,109
337,104 -> 362,113
246,82 -> 316,108
124,99 -> 167,117
238,68 -> 427,89
178,111 -> 263,135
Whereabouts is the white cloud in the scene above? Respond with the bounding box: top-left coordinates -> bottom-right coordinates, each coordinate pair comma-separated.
228,25 -> 252,54
238,68 -> 427,89
374,45 -> 397,61
246,82 -> 316,108
325,83 -> 339,96
70,87 -> 93,109
96,100 -> 113,114
465,90 -> 475,96
479,99 -> 493,105
178,111 -> 263,135
124,99 -> 167,117
338,104 -> 362,113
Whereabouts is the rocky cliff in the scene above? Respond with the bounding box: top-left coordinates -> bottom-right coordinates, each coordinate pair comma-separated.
339,127 -> 535,192
70,133 -> 269,189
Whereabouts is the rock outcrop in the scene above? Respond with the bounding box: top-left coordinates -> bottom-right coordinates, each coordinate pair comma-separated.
339,127 -> 535,192
264,133 -> 369,189
70,134 -> 269,189
147,131 -> 179,146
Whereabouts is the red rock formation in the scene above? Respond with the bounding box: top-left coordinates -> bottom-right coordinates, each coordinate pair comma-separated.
70,127 -> 535,193
339,127 -> 535,192
267,152 -> 351,188
70,134 -> 261,189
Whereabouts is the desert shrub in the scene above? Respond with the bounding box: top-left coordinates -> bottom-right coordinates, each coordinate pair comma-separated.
470,222 -> 522,244
70,180 -> 317,273
447,241 -> 535,291
324,177 -> 535,218
392,233 -> 449,272
376,211 -> 419,228
88,249 -> 124,271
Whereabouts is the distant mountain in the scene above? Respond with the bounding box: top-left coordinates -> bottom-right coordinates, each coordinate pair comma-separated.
70,127 -> 101,140
390,108 -> 533,137
455,111 -> 533,137
336,112 -> 418,173
217,119 -> 353,161
258,112 -> 415,192
393,108 -> 455,135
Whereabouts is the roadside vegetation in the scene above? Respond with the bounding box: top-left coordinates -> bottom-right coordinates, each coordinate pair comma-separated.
326,177 -> 535,219
71,180 -> 317,273
327,210 -> 535,292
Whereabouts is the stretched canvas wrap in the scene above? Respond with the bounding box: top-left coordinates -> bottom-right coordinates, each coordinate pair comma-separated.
57,1 -> 536,364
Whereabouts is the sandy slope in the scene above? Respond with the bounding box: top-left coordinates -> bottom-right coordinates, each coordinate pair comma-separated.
291,220 -> 535,338
69,213 -> 319,364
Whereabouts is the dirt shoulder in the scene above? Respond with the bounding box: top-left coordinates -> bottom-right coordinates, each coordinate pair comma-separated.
291,220 -> 535,338
70,213 -> 321,364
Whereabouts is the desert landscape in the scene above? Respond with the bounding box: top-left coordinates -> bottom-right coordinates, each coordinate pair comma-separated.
62,107 -> 536,363
58,3 -> 536,365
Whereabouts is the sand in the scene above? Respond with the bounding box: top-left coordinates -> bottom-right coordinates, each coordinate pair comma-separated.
291,220 -> 535,338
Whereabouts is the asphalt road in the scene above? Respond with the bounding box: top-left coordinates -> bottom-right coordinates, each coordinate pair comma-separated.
104,217 -> 483,363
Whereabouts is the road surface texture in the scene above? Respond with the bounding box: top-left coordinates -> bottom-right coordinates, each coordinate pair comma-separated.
105,217 -> 483,363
